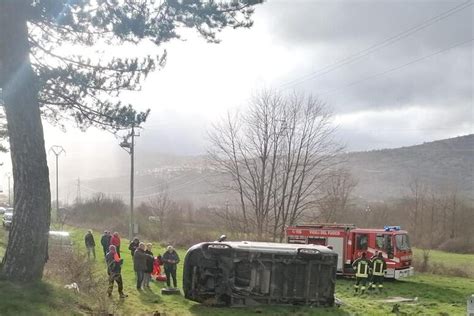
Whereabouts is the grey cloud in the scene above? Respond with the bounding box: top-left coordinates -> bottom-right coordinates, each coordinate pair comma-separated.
334,104 -> 473,151
251,0 -> 473,138
323,46 -> 472,111
260,0 -> 471,49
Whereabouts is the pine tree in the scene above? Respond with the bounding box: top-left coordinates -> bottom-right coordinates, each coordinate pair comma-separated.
0,0 -> 262,282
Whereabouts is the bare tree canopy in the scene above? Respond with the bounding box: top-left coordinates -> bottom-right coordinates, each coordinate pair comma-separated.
209,90 -> 342,240
316,168 -> 358,223
148,185 -> 172,238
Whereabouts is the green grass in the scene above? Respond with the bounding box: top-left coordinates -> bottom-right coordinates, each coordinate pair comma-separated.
0,226 -> 473,315
336,274 -> 473,315
0,280 -> 85,315
413,248 -> 474,277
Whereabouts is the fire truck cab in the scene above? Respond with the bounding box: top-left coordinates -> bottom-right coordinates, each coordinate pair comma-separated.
286,224 -> 414,279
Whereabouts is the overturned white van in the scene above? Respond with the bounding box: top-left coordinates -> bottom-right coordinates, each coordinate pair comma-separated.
183,241 -> 337,307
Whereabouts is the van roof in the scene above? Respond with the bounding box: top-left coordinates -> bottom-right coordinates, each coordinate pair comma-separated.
199,241 -> 335,255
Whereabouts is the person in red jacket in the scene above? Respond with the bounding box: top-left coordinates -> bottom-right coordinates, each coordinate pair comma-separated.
152,254 -> 166,281
110,232 -> 121,257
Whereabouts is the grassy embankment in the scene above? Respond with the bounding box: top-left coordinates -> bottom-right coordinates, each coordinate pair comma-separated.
0,229 -> 85,315
413,248 -> 474,278
0,227 -> 473,315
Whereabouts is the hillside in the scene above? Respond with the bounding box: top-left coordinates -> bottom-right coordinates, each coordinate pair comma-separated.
78,134 -> 474,205
345,134 -> 473,200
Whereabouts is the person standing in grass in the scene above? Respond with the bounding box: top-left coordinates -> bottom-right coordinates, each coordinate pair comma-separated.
368,251 -> 379,289
143,243 -> 154,289
370,252 -> 387,292
110,232 -> 121,257
163,245 -> 180,289
128,237 -> 140,257
352,252 -> 370,295
133,242 -> 148,290
100,231 -> 111,257
106,245 -> 127,299
84,229 -> 96,260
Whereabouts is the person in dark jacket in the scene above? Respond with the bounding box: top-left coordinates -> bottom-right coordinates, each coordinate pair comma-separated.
352,252 -> 371,294
162,245 -> 180,288
143,243 -> 154,289
100,231 -> 111,257
133,242 -> 148,290
106,245 -> 127,298
84,230 -> 96,260
370,252 -> 387,292
128,237 -> 140,257
368,251 -> 379,288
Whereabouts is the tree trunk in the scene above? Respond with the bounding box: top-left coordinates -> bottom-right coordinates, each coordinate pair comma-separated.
0,1 -> 51,281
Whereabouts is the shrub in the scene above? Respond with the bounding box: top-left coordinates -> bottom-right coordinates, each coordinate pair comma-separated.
44,247 -> 111,314
160,228 -> 217,249
413,255 -> 471,278
429,262 -> 470,278
437,238 -> 474,254
71,193 -> 127,222
68,193 -> 129,237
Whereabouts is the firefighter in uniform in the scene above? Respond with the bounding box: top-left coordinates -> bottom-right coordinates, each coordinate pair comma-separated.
368,251 -> 379,289
352,252 -> 370,294
370,252 -> 387,292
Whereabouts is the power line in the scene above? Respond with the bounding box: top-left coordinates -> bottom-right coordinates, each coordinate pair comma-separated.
318,38 -> 473,97
279,0 -> 473,89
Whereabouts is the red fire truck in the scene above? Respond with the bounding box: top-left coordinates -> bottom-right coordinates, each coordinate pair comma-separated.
286,224 -> 414,279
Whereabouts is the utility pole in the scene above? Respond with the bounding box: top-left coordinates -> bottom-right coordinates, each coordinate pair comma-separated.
120,125 -> 139,240
130,125 -> 135,240
49,145 -> 66,213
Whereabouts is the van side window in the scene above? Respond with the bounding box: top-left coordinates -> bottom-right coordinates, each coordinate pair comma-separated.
356,234 -> 368,250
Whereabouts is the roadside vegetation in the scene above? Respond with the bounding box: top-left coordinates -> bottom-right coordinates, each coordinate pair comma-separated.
0,281 -> 83,316
413,248 -> 474,278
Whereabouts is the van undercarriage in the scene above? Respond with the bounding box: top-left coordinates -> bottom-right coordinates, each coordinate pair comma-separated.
183,242 -> 337,307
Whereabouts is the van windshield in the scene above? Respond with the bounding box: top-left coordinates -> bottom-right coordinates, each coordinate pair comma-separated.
395,234 -> 410,251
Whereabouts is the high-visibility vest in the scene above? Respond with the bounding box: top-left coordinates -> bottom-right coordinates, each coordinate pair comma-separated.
372,258 -> 385,276
356,260 -> 369,278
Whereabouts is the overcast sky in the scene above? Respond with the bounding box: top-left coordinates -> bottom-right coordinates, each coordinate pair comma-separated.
1,0 -> 473,196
